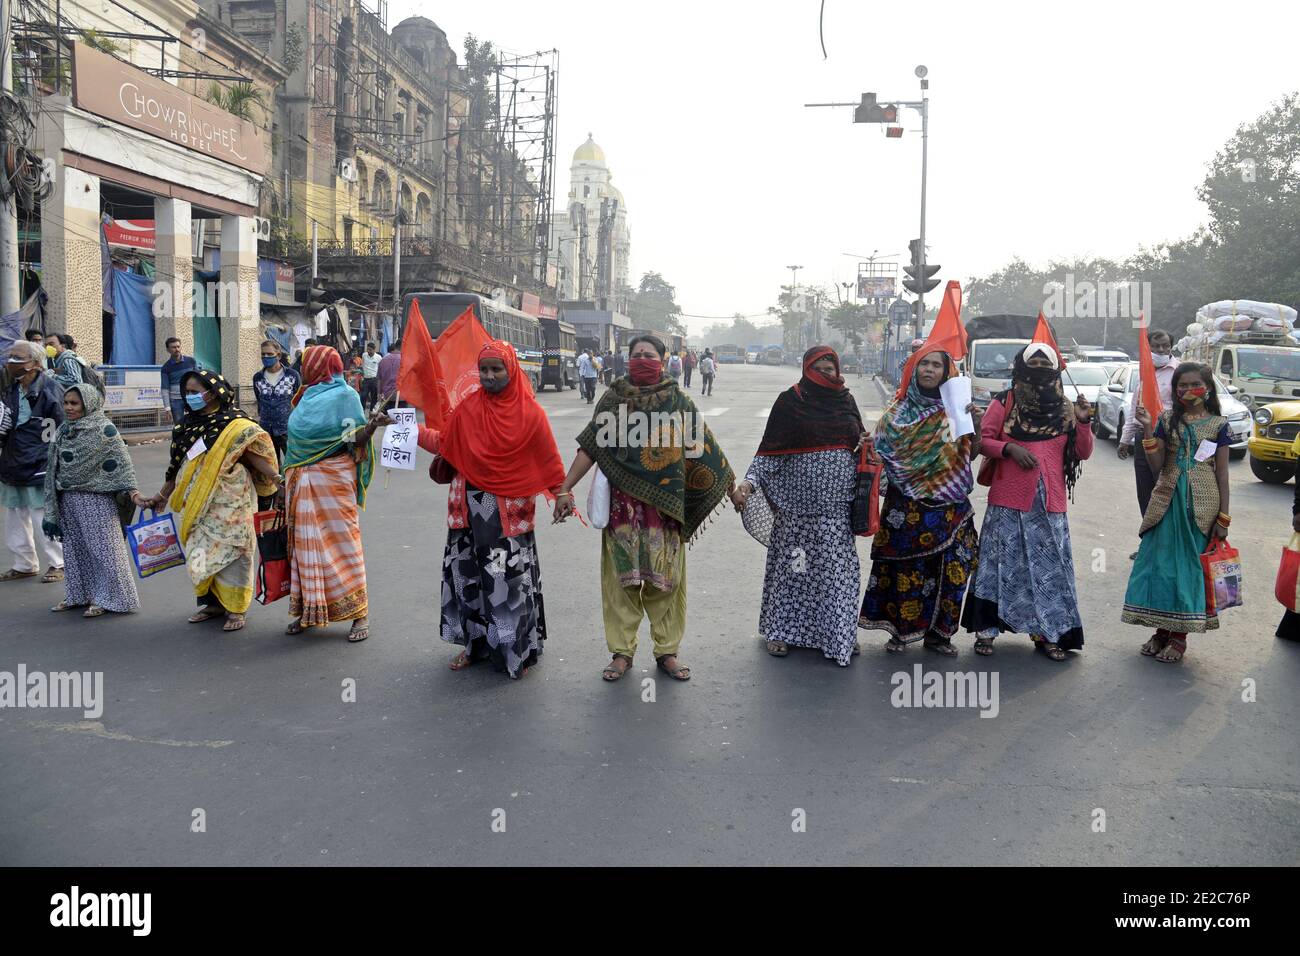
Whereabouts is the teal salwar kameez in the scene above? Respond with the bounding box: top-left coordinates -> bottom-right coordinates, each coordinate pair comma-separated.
1121,416 -> 1228,634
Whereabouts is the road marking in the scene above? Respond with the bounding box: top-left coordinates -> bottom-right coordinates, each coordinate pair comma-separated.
705,407 -> 731,416
755,409 -> 770,418
32,720 -> 234,748
547,408 -> 581,417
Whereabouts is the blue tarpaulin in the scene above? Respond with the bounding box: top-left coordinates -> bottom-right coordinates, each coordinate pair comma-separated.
109,270 -> 157,365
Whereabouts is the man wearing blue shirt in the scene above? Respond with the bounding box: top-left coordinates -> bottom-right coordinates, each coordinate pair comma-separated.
252,340 -> 301,465
577,349 -> 598,403
160,337 -> 197,424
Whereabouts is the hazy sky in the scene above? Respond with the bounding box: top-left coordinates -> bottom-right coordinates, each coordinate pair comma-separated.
390,0 -> 1300,335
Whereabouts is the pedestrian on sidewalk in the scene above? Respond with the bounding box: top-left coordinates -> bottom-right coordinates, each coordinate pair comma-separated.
962,343 -> 1093,660
577,349 -> 598,403
360,342 -> 382,412
683,349 -> 696,388
860,347 -> 982,655
1121,363 -> 1231,662
1118,328 -> 1176,558
554,333 -> 736,682
734,346 -> 868,665
160,337 -> 197,425
283,346 -> 386,644
602,349 -> 616,385
43,383 -> 141,616
140,369 -> 281,632
1,341 -> 66,583
420,340 -> 565,679
252,340 -> 301,471
699,349 -> 716,396
668,352 -> 682,381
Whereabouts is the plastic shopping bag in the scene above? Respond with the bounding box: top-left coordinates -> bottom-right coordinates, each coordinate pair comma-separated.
124,508 -> 186,578
1274,533 -> 1300,612
1201,538 -> 1243,616
587,467 -> 611,530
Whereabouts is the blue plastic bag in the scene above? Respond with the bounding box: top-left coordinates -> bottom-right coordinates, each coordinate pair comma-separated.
124,508 -> 186,578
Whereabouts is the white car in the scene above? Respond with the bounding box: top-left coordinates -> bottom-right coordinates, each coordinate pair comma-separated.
1094,362 -> 1250,459
1061,363 -> 1112,414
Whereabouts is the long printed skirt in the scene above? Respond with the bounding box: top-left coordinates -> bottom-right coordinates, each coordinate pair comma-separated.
859,490 -> 978,643
962,478 -> 1084,648
761,511 -> 860,665
287,453 -> 368,625
60,491 -> 139,613
441,486 -> 546,679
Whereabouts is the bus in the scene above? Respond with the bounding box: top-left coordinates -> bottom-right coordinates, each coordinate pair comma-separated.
399,291 -> 543,389
714,344 -> 745,364
538,316 -> 578,391
762,346 -> 784,366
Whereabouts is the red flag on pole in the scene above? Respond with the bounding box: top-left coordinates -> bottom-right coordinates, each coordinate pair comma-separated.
397,299 -> 450,428
1135,312 -> 1163,427
894,281 -> 966,400
1030,311 -> 1065,367
431,305 -> 493,412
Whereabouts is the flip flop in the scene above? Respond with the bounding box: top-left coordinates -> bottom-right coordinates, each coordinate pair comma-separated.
0,569 -> 38,582
82,605 -> 105,618
602,654 -> 632,681
188,608 -> 223,623
656,654 -> 691,681
222,614 -> 246,632
347,623 -> 370,643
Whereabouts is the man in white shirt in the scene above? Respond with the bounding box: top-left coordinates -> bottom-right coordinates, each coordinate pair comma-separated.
699,351 -> 717,396
1118,328 -> 1176,554
360,341 -> 382,412
577,349 -> 598,403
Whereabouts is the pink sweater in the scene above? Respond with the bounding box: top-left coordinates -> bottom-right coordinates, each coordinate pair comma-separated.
980,395 -> 1093,513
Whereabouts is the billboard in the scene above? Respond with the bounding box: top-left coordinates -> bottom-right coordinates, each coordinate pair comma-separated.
857,275 -> 896,298
103,219 -> 155,250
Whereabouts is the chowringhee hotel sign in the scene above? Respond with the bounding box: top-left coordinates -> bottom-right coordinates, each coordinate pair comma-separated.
71,42 -> 267,176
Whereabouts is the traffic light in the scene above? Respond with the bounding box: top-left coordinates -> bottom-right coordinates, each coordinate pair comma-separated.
853,92 -> 898,124
902,238 -> 940,295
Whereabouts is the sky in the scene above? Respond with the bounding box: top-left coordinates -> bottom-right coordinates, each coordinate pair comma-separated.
389,0 -> 1300,336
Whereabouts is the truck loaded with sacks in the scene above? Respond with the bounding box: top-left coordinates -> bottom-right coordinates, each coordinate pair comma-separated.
1178,300 -> 1300,411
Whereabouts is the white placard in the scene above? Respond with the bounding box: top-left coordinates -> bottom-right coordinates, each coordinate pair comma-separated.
1195,438 -> 1219,462
380,408 -> 418,470
939,375 -> 975,439
186,436 -> 207,460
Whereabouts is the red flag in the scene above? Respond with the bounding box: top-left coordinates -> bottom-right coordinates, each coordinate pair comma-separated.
895,281 -> 966,400
1135,312 -> 1162,428
1030,311 -> 1065,366
431,305 -> 493,414
397,299 -> 450,427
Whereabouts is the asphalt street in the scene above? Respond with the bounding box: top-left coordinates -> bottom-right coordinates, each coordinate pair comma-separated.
1,363 -> 1297,866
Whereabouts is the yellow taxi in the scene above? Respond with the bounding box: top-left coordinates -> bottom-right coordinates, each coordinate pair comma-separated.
1247,400 -> 1300,483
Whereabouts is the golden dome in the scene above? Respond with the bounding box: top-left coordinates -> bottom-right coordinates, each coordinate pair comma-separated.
573,134 -> 605,164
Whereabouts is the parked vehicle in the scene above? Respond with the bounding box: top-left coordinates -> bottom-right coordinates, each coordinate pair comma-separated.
1247,401 -> 1300,482
714,344 -> 745,364
762,346 -> 784,366
1060,362 -> 1111,416
1074,348 -> 1130,364
1094,362 -> 1250,460
964,313 -> 1039,409
538,316 -> 578,391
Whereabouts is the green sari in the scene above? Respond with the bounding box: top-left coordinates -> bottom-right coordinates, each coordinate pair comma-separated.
1121,420 -> 1219,633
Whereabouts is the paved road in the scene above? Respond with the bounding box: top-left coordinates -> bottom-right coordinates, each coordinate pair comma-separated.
1,364 -> 1297,865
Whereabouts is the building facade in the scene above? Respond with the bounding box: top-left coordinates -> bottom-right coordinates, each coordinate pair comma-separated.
553,135 -> 631,306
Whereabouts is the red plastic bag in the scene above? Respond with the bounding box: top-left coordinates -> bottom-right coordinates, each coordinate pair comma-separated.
1201,537 -> 1242,617
851,446 -> 883,538
254,509 -> 290,605
1275,532 -> 1300,612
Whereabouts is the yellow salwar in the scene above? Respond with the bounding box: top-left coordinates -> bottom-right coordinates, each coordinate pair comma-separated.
600,529 -> 688,659
169,419 -> 277,614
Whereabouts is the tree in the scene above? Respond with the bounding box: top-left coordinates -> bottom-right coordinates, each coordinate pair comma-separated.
206,82 -> 267,123
628,272 -> 685,335
827,302 -> 870,347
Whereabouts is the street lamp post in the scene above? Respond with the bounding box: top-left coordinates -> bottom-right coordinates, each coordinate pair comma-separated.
787,264 -> 802,352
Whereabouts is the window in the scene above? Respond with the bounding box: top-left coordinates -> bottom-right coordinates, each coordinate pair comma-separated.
1220,352 -> 1233,375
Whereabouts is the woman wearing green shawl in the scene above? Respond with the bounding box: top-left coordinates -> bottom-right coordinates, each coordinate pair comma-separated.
554,334 -> 736,682
283,346 -> 389,643
42,383 -> 141,617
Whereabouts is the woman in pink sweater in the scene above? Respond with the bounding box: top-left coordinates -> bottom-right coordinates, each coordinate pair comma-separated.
961,344 -> 1094,660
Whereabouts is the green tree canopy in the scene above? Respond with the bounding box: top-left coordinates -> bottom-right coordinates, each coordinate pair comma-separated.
628,271 -> 686,335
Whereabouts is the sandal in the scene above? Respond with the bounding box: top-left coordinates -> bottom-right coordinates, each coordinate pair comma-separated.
41,566 -> 64,583
222,613 -> 246,632
601,653 -> 632,681
1038,640 -> 1067,661
188,607 -> 223,623
51,599 -> 81,612
924,636 -> 958,657
1140,632 -> 1169,657
0,568 -> 38,581
765,639 -> 789,657
656,654 -> 691,681
82,604 -> 105,618
974,637 -> 995,656
884,637 -> 907,653
1155,635 -> 1187,663
347,621 -> 370,643
449,650 -> 475,671
285,619 -> 307,635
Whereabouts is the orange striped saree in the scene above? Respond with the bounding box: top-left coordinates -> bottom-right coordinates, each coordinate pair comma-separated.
286,452 -> 367,624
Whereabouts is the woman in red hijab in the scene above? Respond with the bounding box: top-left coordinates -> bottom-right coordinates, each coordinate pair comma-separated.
732,346 -> 868,664
418,340 -> 566,679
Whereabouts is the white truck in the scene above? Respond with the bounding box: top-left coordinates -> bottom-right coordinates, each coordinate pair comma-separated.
1180,299 -> 1300,409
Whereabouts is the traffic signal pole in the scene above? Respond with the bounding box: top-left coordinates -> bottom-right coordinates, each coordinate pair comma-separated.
915,80 -> 929,341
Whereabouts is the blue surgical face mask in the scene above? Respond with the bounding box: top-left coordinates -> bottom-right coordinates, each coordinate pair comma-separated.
262,355 -> 278,368
185,392 -> 209,411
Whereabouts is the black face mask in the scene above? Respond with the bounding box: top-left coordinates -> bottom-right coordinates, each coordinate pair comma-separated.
480,374 -> 509,394
1021,365 -> 1059,387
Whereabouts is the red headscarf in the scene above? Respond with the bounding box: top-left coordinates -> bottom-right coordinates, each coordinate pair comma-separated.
437,340 -> 566,500
292,345 -> 344,407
